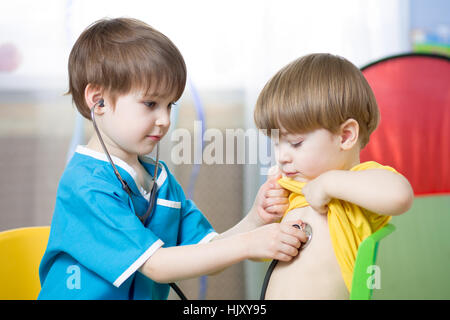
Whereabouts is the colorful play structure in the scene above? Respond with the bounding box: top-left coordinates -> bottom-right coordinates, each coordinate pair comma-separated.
359,53 -> 450,299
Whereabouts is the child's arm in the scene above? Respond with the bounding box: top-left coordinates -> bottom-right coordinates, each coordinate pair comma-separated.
139,220 -> 306,283
303,169 -> 414,216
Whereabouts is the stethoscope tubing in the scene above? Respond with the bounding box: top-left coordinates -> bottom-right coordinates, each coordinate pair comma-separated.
90,100 -> 187,300
259,223 -> 312,300
91,101 -> 133,195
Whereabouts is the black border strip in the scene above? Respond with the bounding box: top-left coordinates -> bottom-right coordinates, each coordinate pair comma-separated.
361,52 -> 450,71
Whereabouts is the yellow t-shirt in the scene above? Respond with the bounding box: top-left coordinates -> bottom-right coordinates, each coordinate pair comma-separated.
277,161 -> 397,291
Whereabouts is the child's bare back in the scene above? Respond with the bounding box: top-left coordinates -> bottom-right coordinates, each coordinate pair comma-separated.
265,206 -> 348,300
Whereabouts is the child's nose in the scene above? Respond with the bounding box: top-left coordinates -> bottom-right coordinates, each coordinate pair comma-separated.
155,108 -> 170,127
276,147 -> 291,164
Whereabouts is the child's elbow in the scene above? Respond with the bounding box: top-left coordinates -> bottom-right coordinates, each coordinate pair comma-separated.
144,269 -> 173,284
139,256 -> 170,284
208,268 -> 225,276
391,180 -> 414,216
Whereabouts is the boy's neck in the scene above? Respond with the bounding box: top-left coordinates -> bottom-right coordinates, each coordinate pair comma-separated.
342,148 -> 361,170
86,133 -> 141,169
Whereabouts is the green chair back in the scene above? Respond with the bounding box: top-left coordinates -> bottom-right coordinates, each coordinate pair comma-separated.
350,224 -> 396,300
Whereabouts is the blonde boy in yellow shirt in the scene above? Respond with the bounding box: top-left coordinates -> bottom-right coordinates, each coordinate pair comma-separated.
254,53 -> 414,299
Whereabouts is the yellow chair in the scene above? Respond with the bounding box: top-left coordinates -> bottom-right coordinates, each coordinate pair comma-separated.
0,226 -> 50,300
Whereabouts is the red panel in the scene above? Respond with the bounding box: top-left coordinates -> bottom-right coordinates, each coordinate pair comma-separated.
361,55 -> 450,196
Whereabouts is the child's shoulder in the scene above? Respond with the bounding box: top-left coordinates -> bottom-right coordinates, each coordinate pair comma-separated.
352,161 -> 398,174
60,151 -> 123,193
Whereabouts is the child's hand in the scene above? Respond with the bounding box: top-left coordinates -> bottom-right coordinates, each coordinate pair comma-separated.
302,172 -> 332,215
253,166 -> 289,225
245,219 -> 308,261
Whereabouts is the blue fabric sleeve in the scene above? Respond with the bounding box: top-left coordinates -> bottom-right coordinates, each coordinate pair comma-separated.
159,164 -> 216,246
178,198 -> 217,245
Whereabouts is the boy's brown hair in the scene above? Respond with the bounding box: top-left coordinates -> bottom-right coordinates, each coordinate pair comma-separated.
67,17 -> 187,120
254,53 -> 379,148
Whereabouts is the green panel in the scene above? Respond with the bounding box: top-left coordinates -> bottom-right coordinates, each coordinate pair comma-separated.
372,196 -> 450,299
413,43 -> 450,57
351,224 -> 396,300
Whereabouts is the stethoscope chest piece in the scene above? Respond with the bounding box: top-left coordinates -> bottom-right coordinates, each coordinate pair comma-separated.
259,221 -> 314,300
292,222 -> 312,250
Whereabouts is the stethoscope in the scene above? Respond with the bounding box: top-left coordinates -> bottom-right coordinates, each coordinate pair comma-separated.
260,222 -> 313,300
91,99 -> 187,300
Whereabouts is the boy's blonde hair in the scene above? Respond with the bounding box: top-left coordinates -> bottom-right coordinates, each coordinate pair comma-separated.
67,17 -> 186,120
254,53 -> 379,148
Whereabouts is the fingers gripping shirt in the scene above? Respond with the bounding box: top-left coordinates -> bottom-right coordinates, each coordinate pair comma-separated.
277,161 -> 396,292
38,146 -> 217,300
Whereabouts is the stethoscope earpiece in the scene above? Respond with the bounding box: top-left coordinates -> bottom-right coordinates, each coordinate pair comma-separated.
98,99 -> 105,107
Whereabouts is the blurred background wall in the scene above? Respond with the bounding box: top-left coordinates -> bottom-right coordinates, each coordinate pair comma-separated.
0,0 -> 448,299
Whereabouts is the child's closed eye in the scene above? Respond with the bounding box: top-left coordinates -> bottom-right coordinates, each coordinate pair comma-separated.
291,141 -> 303,148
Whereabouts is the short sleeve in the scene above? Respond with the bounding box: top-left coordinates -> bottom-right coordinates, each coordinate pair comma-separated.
47,176 -> 164,288
177,198 -> 218,245
161,166 -> 217,246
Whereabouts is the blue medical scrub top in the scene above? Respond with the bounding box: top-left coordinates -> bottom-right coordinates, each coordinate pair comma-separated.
38,146 -> 217,300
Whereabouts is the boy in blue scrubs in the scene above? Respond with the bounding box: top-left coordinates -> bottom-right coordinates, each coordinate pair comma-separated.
38,18 -> 307,300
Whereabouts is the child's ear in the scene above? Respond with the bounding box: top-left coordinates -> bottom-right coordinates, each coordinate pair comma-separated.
85,83 -> 105,115
339,119 -> 359,150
